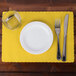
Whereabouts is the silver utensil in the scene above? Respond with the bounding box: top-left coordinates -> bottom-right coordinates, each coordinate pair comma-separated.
55,19 -> 61,60
62,14 -> 69,61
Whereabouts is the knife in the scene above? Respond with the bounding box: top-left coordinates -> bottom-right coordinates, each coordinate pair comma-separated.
62,14 -> 69,61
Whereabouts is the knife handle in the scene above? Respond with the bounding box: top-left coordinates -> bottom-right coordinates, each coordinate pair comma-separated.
62,36 -> 66,61
57,37 -> 61,60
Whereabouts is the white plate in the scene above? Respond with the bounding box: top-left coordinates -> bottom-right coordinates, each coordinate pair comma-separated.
20,21 -> 53,54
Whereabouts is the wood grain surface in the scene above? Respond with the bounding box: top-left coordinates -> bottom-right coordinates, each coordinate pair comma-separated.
0,0 -> 76,75
0,73 -> 76,76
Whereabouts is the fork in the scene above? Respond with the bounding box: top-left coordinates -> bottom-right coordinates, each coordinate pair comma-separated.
55,19 -> 61,60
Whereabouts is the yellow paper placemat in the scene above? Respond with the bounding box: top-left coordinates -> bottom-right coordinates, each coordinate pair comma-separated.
2,11 -> 74,63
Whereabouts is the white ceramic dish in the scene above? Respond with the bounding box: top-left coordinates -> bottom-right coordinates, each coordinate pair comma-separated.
20,21 -> 53,54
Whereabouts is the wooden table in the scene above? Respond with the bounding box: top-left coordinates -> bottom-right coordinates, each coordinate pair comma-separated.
0,0 -> 76,76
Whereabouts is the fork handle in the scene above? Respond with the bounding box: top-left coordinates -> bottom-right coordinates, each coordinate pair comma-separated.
62,36 -> 66,61
57,38 -> 61,60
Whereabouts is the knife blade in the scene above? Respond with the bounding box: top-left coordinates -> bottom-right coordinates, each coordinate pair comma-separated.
64,14 -> 69,36
62,14 -> 69,61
